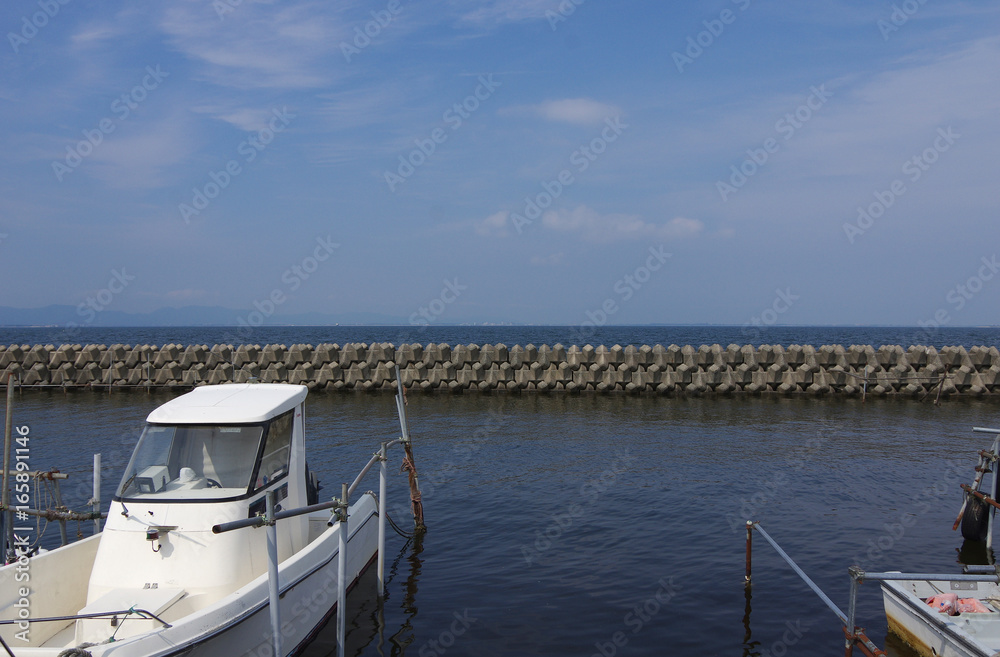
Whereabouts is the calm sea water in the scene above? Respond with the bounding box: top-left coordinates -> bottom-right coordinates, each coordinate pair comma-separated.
1,324 -> 998,349
6,386 -> 1000,656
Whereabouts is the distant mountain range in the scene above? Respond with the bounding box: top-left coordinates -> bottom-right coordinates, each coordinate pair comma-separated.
0,305 -> 411,327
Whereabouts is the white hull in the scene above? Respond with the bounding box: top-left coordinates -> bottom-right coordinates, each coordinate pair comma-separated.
881,579 -> 1000,657
1,495 -> 379,657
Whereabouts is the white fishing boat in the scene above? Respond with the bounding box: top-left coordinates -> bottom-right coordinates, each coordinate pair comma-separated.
881,575 -> 1000,657
0,382 -> 422,657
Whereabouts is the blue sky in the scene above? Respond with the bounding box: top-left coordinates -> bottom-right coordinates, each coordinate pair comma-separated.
1,0 -> 999,327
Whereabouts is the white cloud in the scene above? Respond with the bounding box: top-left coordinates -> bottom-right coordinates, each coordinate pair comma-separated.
475,210 -> 510,237
84,115 -> 198,189
541,206 -> 704,243
457,0 -> 559,25
159,1 -> 349,90
536,99 -> 621,125
71,23 -> 125,47
502,98 -> 622,125
193,105 -> 280,132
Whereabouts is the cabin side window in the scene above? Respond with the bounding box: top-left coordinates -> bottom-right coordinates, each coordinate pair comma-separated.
254,410 -> 293,490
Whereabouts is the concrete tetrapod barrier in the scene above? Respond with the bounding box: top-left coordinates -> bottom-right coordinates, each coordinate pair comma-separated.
0,343 -> 998,398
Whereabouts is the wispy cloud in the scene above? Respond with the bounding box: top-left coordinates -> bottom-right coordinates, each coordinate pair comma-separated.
475,210 -> 511,237
85,114 -> 198,189
456,0 -> 560,25
502,98 -> 622,125
541,206 -> 704,243
159,1 -> 349,90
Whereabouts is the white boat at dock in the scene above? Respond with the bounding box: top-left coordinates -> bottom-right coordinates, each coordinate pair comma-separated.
881,574 -> 1000,657
0,382 -> 422,657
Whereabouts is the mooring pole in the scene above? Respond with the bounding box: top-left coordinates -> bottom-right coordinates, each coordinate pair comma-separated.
2,374 -> 14,563
377,442 -> 388,596
265,491 -> 282,657
745,521 -> 753,585
92,454 -> 102,534
394,367 -> 425,532
337,483 -> 348,657
51,475 -> 69,546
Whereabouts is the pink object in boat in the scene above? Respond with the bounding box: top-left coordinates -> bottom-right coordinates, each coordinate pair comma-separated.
926,593 -> 959,615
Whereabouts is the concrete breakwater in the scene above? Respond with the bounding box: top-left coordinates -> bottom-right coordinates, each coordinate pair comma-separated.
1,343 -> 999,397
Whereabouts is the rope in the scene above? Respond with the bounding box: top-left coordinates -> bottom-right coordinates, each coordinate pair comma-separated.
386,509 -> 414,539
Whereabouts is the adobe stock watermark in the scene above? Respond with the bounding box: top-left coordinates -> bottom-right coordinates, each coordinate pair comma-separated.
408,278 -> 467,327
52,268 -> 136,343
877,0 -> 929,41
222,236 -> 339,343
509,116 -> 628,235
850,458 -> 965,572
520,449 -> 636,566
843,126 -> 959,244
569,246 -> 671,344
672,0 -> 752,73
546,0 -> 585,31
726,431 -> 826,531
7,0 -> 71,54
740,288 -> 799,341
416,609 -> 477,657
341,0 -> 403,62
716,84 -> 833,201
388,408 -> 509,520
52,65 -> 169,182
589,577 -> 682,657
756,619 -> 812,657
179,107 -> 295,223
384,74 -> 501,192
911,254 -> 999,346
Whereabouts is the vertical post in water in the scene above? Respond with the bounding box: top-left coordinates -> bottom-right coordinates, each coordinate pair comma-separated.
394,366 -> 425,532
2,374 -> 13,562
266,491 -> 282,657
377,442 -> 387,596
337,483 -> 348,657
744,521 -> 752,585
844,566 -> 861,657
92,454 -> 102,533
52,476 -> 69,546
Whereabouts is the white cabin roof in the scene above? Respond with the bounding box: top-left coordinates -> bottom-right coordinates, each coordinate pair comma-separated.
146,384 -> 308,424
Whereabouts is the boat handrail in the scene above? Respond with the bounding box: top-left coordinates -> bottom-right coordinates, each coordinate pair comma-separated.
0,607 -> 172,627
211,436 -> 407,535
851,570 -> 1000,583
973,427 -> 1000,434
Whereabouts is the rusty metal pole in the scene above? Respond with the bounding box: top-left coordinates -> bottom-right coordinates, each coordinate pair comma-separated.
394,366 -> 425,533
745,521 -> 753,585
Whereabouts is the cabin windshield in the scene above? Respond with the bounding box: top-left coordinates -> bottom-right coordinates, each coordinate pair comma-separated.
117,424 -> 265,500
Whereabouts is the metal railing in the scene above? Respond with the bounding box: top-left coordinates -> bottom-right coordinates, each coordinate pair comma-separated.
213,366 -> 422,657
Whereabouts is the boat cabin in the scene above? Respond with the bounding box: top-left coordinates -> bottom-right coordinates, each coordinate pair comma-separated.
80,384 -> 313,644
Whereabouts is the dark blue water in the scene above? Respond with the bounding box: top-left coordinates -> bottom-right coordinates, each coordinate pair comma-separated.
6,387 -> 998,656
1,325 -> 998,350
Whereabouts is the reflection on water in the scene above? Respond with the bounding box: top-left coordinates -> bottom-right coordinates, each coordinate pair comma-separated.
956,538 -> 995,566
304,535 -> 423,656
741,583 -> 758,657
